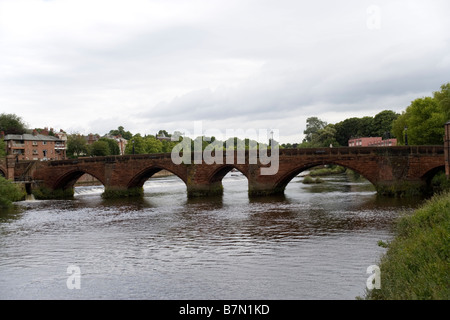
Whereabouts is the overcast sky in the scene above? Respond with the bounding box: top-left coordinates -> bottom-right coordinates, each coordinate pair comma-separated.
1,0 -> 449,143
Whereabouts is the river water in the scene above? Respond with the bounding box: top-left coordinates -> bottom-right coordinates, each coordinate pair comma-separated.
0,172 -> 423,300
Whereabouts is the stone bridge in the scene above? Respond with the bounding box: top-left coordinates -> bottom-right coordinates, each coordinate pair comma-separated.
6,146 -> 446,199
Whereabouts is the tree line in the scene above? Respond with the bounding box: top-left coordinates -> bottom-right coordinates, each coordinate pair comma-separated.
283,82 -> 449,148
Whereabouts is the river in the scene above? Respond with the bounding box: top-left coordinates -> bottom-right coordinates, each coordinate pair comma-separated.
0,172 -> 423,300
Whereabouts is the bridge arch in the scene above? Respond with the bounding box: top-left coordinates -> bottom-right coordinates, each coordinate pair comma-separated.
274,161 -> 375,193
208,164 -> 248,184
127,166 -> 187,189
421,165 -> 446,185
53,169 -> 106,190
0,166 -> 6,178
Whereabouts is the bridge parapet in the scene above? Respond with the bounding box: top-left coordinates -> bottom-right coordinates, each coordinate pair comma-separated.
279,146 -> 444,156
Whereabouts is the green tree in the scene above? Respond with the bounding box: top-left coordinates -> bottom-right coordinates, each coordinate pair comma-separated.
145,135 -> 163,153
357,116 -> 375,137
0,113 -> 27,134
303,117 -> 327,143
109,126 -> 133,140
392,96 -> 446,145
161,139 -> 178,153
316,124 -> 338,147
372,110 -> 399,138
433,82 -> 450,122
98,137 -> 120,155
334,117 -> 363,146
0,176 -> 24,208
89,140 -> 110,157
0,139 -> 6,157
67,134 -> 88,158
125,134 -> 144,154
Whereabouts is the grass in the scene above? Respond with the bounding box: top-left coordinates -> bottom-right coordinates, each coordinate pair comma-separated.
365,190 -> 450,300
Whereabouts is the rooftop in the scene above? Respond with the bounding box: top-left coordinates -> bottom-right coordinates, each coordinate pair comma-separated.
4,133 -> 63,142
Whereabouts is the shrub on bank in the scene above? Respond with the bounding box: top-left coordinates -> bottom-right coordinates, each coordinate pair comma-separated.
365,191 -> 450,300
302,175 -> 323,184
0,176 -> 25,208
309,166 -> 346,177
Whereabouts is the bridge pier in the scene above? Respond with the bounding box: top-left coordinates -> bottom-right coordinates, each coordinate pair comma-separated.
186,182 -> 223,198
102,186 -> 144,199
5,155 -> 16,180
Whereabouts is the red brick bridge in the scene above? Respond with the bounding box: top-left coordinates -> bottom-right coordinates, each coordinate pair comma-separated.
4,146 -> 446,199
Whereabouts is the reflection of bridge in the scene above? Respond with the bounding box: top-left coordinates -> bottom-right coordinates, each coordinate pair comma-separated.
2,146 -> 446,199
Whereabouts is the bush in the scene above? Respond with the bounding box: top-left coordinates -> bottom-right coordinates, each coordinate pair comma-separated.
309,166 -> 346,176
431,172 -> 450,193
0,176 -> 25,208
303,175 -> 323,184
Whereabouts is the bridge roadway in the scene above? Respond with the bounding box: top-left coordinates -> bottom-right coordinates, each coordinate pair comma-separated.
3,146 -> 446,199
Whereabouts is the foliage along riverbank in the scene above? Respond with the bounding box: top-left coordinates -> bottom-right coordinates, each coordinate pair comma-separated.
0,176 -> 25,209
302,165 -> 361,184
364,190 -> 450,300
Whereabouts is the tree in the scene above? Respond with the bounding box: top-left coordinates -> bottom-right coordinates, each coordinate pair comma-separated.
334,117 -> 363,146
392,96 -> 445,145
303,117 -> 327,143
67,134 -> 88,158
89,140 -> 111,157
372,110 -> 399,137
0,139 -> 6,157
109,126 -> 133,140
145,135 -> 163,154
0,176 -> 24,208
358,116 -> 375,137
98,137 -> 120,155
0,113 -> 27,134
125,134 -> 145,154
157,129 -> 171,138
316,124 -> 338,147
433,83 -> 450,122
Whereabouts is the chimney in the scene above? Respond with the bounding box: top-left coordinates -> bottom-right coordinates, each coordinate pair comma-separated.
32,129 -> 38,136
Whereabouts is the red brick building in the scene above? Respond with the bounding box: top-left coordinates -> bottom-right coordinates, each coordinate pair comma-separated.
348,137 -> 397,147
3,130 -> 67,161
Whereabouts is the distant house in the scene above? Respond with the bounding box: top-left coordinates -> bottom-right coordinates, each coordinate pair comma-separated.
104,134 -> 128,155
348,137 -> 397,147
156,132 -> 171,141
3,129 -> 67,160
85,133 -> 100,145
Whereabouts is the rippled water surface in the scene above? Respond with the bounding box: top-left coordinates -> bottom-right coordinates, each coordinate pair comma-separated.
0,173 -> 422,299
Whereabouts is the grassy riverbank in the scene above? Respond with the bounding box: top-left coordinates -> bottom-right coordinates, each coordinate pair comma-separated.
365,191 -> 450,300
